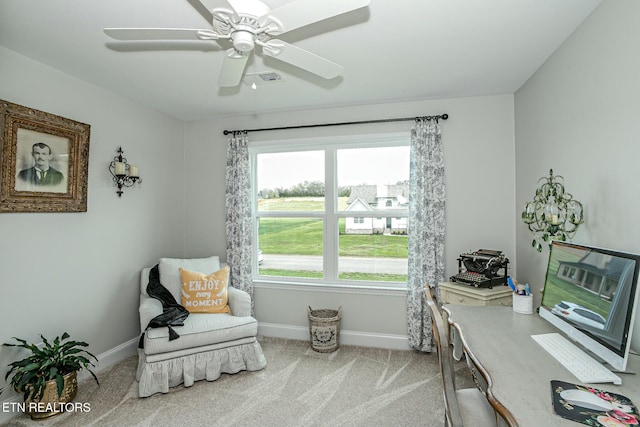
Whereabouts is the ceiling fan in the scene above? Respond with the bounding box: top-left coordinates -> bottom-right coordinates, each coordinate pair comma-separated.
104,0 -> 370,88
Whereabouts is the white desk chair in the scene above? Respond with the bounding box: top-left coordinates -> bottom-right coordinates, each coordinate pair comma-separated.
425,285 -> 497,427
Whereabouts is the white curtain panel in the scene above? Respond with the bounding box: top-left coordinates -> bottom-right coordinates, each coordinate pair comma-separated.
225,132 -> 255,314
407,118 -> 446,352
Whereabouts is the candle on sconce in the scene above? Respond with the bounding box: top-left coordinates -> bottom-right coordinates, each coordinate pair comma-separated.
109,147 -> 141,197
114,162 -> 126,176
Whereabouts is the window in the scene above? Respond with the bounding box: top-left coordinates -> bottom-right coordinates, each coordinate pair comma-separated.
251,134 -> 409,288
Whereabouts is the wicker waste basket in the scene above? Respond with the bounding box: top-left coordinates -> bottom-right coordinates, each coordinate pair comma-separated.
308,306 -> 342,353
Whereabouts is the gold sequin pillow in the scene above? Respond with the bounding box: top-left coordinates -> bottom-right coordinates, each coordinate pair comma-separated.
179,266 -> 231,314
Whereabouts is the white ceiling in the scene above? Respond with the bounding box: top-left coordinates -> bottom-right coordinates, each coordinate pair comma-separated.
0,0 -> 601,121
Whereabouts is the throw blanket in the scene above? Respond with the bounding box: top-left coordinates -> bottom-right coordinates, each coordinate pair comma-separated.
139,264 -> 190,348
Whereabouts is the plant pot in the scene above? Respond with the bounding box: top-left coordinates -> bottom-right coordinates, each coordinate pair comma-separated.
24,371 -> 77,420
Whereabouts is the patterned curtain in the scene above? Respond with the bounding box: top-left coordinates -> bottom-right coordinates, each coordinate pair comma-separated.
407,118 -> 446,352
225,131 -> 255,313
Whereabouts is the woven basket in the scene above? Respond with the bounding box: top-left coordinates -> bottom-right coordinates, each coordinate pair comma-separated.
25,371 -> 78,420
308,306 -> 342,353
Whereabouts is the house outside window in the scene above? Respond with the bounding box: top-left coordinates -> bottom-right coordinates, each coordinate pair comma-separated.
345,185 -> 409,235
251,133 -> 409,288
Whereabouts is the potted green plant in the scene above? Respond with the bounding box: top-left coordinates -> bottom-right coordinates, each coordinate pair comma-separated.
1,332 -> 99,419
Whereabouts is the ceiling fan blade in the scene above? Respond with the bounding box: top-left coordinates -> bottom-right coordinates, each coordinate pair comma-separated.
261,0 -> 370,35
104,28 -> 220,41
228,0 -> 269,16
198,0 -> 223,11
198,0 -> 267,16
262,40 -> 342,79
218,49 -> 250,87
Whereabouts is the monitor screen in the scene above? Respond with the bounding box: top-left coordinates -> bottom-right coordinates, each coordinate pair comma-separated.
539,241 -> 640,372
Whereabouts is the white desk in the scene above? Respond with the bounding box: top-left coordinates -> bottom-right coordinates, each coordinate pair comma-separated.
443,304 -> 640,427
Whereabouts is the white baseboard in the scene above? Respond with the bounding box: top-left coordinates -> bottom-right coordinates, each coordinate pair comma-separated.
0,336 -> 138,424
77,336 -> 139,382
258,322 -> 411,351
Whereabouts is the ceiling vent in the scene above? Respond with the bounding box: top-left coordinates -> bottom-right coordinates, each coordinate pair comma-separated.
244,71 -> 284,87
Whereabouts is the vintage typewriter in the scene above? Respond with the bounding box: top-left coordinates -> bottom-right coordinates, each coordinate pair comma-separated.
450,249 -> 509,289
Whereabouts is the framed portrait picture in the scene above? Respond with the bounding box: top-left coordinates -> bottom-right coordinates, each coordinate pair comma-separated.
0,100 -> 90,212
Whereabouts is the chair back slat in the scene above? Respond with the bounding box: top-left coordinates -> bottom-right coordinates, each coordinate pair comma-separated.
425,285 -> 465,427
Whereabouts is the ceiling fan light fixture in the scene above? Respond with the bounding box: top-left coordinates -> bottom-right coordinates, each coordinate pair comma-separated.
231,30 -> 255,52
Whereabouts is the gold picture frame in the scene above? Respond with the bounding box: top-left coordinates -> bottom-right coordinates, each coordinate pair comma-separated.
0,100 -> 90,212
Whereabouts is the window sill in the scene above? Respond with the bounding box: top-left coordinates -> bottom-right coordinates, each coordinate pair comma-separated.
252,278 -> 406,296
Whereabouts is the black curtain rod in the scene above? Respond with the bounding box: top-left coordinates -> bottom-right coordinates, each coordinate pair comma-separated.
222,113 -> 448,135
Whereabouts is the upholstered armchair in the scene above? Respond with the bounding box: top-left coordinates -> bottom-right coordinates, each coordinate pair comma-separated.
136,256 -> 266,397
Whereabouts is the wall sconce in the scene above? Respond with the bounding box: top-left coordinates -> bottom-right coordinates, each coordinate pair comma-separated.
108,147 -> 141,197
522,169 -> 584,252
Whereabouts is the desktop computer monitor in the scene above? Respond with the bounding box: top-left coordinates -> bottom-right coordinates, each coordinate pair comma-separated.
538,241 -> 640,372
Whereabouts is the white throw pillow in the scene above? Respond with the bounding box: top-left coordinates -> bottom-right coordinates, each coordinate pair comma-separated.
158,256 -> 221,302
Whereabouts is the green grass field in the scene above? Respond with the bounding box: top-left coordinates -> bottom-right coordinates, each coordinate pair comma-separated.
258,197 -> 349,212
256,197 -> 408,283
257,197 -> 408,258
258,268 -> 407,282
258,217 -> 408,258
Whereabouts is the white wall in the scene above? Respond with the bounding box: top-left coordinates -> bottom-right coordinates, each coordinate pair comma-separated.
514,0 -> 640,309
184,94 -> 516,346
0,41 -> 518,408
0,46 -> 186,399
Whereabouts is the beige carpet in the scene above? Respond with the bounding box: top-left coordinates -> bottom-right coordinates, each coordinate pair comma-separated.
1,337 -> 474,427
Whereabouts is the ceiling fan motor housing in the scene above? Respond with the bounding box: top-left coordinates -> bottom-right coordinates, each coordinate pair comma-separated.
231,29 -> 255,52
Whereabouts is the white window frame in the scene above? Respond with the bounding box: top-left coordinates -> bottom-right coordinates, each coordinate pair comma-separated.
250,132 -> 409,290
